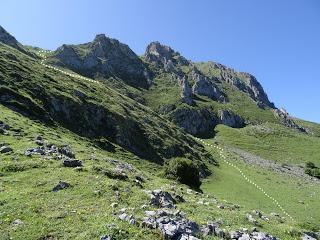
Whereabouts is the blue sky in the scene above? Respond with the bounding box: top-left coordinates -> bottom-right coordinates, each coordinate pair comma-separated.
1,0 -> 319,123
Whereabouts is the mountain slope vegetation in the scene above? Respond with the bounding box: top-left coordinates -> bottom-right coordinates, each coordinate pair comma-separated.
0,26 -> 319,240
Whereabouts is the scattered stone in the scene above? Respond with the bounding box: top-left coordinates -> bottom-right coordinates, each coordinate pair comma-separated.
142,216 -> 157,229
100,235 -> 111,240
103,169 -> 128,181
302,234 -> 317,240
149,189 -> 176,208
172,194 -> 184,203
135,175 -> 145,182
52,181 -> 71,192
186,189 -> 193,194
239,233 -> 251,240
110,202 -> 118,208
0,145 -> 13,153
142,206 -> 199,239
106,158 -> 135,172
119,213 -> 128,221
179,234 -> 200,240
0,121 -> 11,134
251,231 -> 277,240
35,139 -> 44,146
134,179 -> 143,188
12,219 -> 23,227
302,231 -> 319,240
58,145 -> 75,158
217,205 -> 225,209
246,213 -> 260,226
74,166 -> 83,171
24,147 -> 46,156
63,159 -> 82,167
230,230 -> 242,239
214,227 -> 225,237
128,215 -> 136,225
145,210 -> 157,217
270,212 -> 280,217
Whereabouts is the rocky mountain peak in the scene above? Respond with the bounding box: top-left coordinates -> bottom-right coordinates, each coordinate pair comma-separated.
51,34 -> 150,88
144,41 -> 189,68
93,33 -> 108,42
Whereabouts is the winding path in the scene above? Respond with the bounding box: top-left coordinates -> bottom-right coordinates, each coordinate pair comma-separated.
196,137 -> 295,222
36,49 -> 295,222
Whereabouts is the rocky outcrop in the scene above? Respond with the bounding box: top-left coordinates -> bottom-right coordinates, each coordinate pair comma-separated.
218,110 -> 245,128
179,77 -> 193,105
144,41 -> 190,69
191,71 -> 226,102
169,108 -> 218,137
273,108 -> 306,132
197,61 -> 275,108
51,34 -> 150,88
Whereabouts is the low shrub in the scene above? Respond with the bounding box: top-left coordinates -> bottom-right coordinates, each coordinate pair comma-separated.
164,158 -> 201,189
304,161 -> 320,179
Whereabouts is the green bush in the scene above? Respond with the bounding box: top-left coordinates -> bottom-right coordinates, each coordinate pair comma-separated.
164,158 -> 201,189
306,161 -> 316,169
304,161 -> 320,179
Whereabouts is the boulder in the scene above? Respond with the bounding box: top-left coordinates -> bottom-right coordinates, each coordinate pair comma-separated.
100,235 -> 111,240
246,213 -> 260,226
52,181 -> 71,192
0,145 -> 13,153
58,145 -> 75,158
230,230 -> 242,239
150,189 -> 176,208
63,159 -> 82,167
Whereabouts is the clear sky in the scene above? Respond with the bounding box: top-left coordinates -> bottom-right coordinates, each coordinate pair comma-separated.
1,0 -> 319,123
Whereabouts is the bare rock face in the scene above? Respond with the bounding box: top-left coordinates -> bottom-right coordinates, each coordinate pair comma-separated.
273,108 -> 307,132
191,71 -> 226,102
200,62 -> 275,109
179,77 -> 193,105
169,108 -> 218,137
51,34 -> 150,88
144,41 -> 190,69
218,110 -> 245,128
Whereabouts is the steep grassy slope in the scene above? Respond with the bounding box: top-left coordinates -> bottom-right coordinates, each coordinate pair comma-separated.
0,105 -> 315,240
1,27 -> 319,240
0,42 -> 213,167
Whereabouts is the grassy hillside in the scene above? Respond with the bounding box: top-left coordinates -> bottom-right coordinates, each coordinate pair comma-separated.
0,42 -> 213,166
1,29 -> 319,240
202,141 -> 320,231
213,123 -> 320,166
1,104 -> 317,239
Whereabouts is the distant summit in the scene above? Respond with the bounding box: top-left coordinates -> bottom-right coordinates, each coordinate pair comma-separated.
50,34 -> 150,88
